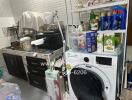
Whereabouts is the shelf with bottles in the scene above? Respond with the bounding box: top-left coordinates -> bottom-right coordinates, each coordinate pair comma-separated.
75,5 -> 127,34
69,31 -> 123,56
72,0 -> 127,13
97,30 -> 126,34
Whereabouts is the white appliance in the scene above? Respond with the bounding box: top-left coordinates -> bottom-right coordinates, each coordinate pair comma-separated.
66,50 -> 120,100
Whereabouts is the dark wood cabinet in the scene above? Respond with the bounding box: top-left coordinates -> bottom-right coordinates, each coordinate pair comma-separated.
3,53 -> 28,81
26,56 -> 48,91
128,0 -> 132,45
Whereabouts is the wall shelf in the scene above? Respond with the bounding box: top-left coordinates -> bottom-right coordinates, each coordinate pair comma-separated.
69,49 -> 121,57
97,30 -> 127,34
72,1 -> 127,13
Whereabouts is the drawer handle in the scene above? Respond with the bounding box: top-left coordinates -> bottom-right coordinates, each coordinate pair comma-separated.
33,81 -> 40,85
32,70 -> 39,73
31,62 -> 38,65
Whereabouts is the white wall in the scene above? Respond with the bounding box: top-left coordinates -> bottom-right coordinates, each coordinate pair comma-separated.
0,18 -> 15,48
0,0 -> 15,49
0,0 -> 15,66
0,0 -> 14,17
9,0 -> 67,24
9,0 -> 80,25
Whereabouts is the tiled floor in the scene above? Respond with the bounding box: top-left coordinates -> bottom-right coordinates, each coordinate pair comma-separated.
1,46 -> 132,100
2,70 -> 50,100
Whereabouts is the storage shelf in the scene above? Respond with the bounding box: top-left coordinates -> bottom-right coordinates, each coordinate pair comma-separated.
72,1 -> 127,12
68,49 -> 121,57
97,30 -> 127,34
128,82 -> 132,85
80,30 -> 126,34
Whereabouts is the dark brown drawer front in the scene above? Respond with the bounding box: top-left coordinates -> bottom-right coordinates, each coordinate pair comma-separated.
28,73 -> 47,91
27,66 -> 47,77
26,57 -> 47,67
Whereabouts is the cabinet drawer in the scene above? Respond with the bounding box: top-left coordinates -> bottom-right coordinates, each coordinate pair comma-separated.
27,66 -> 47,77
26,57 -> 47,67
28,73 -> 47,91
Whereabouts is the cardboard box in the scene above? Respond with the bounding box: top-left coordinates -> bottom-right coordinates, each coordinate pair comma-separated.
104,33 -> 115,52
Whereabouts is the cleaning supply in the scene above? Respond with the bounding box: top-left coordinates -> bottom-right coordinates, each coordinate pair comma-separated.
86,32 -> 97,53
104,33 -> 116,52
120,6 -> 127,29
97,33 -> 104,52
111,10 -> 117,30
100,12 -> 106,30
106,11 -> 112,30
90,12 -> 97,31
112,5 -> 127,30
78,34 -> 86,52
69,35 -> 79,51
77,21 -> 85,32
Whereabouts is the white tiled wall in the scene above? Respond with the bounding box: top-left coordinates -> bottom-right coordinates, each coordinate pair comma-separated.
0,0 -> 14,17
9,0 -> 80,25
0,0 -> 15,66
0,0 -> 15,49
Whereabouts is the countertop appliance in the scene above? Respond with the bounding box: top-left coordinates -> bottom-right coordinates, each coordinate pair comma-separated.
36,31 -> 63,50
66,51 -> 121,100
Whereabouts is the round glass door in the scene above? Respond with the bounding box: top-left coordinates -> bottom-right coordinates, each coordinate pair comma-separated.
70,67 -> 104,100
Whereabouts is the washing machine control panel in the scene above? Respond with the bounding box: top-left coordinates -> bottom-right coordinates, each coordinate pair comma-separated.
96,56 -> 112,66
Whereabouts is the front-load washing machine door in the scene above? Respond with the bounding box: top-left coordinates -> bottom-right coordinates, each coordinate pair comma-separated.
70,67 -> 104,100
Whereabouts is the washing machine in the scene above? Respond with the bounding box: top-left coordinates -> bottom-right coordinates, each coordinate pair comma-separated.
66,51 -> 120,100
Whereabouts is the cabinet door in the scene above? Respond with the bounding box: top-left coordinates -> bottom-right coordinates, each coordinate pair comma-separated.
3,53 -> 17,76
128,0 -> 132,45
15,55 -> 28,80
3,53 -> 27,80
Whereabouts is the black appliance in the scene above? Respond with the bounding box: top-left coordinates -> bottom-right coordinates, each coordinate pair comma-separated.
36,31 -> 63,50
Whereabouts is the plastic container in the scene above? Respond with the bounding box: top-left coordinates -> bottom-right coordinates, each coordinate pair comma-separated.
107,12 -> 112,30
112,5 -> 127,30
111,10 -> 118,30
69,35 -> 79,51
20,37 -> 32,51
78,34 -> 87,52
0,82 -> 21,100
100,12 -> 106,31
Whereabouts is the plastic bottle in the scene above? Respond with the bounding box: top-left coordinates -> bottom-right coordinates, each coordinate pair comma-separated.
100,12 -> 106,30
107,11 -> 112,30
0,82 -> 22,100
112,10 -> 118,30
120,6 -> 127,29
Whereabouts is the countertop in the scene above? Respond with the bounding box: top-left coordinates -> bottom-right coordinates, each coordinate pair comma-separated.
1,47 -> 63,68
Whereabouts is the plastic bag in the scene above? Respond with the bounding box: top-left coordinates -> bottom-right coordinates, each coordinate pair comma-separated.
0,82 -> 22,100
